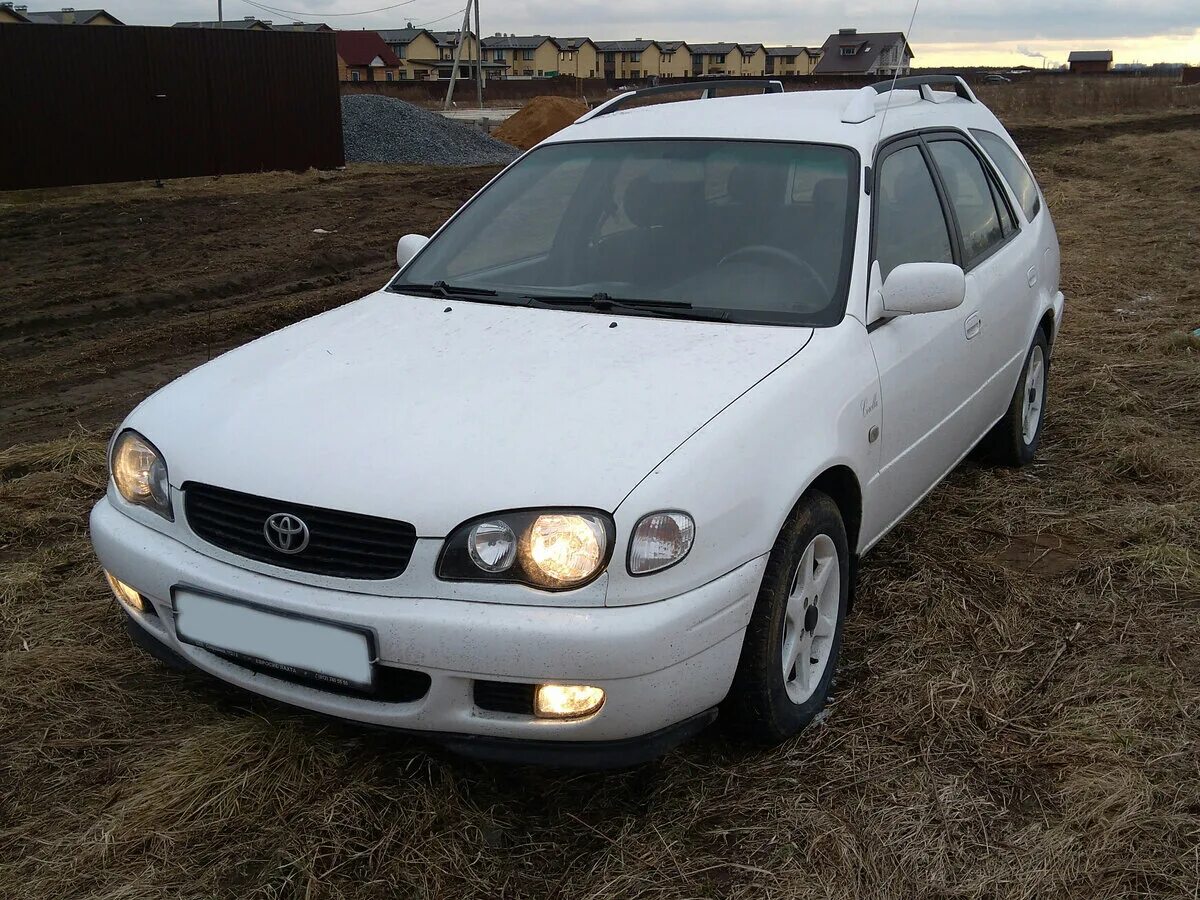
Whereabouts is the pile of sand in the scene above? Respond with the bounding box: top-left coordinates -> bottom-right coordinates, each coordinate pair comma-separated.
494,96 -> 590,150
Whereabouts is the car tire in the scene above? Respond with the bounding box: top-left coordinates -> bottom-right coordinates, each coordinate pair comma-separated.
985,329 -> 1050,467
723,489 -> 850,744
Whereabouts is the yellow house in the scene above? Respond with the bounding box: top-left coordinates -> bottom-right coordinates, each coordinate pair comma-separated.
656,41 -> 693,77
25,6 -> 123,24
595,40 -> 663,80
687,43 -> 738,76
0,3 -> 31,22
379,28 -> 439,79
765,46 -> 821,76
555,37 -> 599,79
482,35 -> 560,78
736,43 -> 767,76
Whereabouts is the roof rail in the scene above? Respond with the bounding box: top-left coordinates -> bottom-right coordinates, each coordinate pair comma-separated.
578,79 -> 784,122
841,74 -> 977,124
872,74 -> 977,102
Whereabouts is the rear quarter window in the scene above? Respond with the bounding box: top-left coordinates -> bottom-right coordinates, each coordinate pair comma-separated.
971,129 -> 1042,221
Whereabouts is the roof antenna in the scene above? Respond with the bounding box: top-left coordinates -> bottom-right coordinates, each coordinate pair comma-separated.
876,0 -> 922,145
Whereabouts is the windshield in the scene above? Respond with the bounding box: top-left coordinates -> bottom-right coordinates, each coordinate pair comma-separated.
391,139 -> 859,326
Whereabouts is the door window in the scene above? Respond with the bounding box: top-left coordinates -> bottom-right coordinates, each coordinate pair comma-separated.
927,140 -> 1005,266
874,145 -> 954,281
971,129 -> 1042,221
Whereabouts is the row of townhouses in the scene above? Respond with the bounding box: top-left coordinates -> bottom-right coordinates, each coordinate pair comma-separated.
0,8 -> 913,83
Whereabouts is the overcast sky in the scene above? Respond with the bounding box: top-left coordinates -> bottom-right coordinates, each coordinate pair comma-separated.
114,1 -> 1200,65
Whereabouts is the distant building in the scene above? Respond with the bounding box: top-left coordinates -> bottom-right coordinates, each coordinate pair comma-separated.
555,37 -> 600,78
335,30 -> 401,83
812,28 -> 912,76
656,40 -> 692,77
765,46 -> 822,76
19,6 -> 123,24
274,22 -> 333,32
595,40 -> 663,80
174,17 -> 273,30
689,43 -> 764,76
0,3 -> 31,22
1068,50 -> 1113,74
481,35 -> 560,78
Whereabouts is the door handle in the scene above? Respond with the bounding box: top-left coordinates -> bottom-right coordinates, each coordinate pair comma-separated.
965,312 -> 982,340
1027,265 -> 1038,288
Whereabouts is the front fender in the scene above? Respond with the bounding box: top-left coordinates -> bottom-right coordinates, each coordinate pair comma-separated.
604,318 -> 882,607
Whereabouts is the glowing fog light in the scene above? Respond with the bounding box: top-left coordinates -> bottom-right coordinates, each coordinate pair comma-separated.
628,511 -> 695,575
534,684 -> 605,719
104,570 -> 144,612
523,514 -> 606,587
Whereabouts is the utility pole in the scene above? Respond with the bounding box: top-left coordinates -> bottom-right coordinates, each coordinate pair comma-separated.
217,0 -> 222,24
442,2 -> 472,110
473,0 -> 483,110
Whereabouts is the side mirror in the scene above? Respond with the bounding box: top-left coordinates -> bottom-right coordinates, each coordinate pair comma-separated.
395,234 -> 429,269
881,262 -> 966,315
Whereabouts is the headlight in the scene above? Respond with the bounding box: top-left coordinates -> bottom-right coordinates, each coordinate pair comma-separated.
110,430 -> 172,520
439,509 -> 613,590
628,511 -> 695,575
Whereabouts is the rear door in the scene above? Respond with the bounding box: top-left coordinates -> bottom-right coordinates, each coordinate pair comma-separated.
924,135 -> 1031,430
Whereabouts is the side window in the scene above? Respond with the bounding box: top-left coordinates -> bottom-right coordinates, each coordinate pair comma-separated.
874,145 -> 954,281
927,140 -> 1005,266
971,129 -> 1042,221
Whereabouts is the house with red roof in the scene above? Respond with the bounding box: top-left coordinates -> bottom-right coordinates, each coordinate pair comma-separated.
336,30 -> 402,83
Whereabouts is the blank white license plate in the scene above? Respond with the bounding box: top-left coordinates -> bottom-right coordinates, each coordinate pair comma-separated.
174,591 -> 374,691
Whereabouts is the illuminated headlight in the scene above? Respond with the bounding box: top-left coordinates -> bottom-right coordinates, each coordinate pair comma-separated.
628,511 -> 695,575
439,509 -> 613,590
110,430 -> 172,520
104,570 -> 144,612
534,684 -> 605,719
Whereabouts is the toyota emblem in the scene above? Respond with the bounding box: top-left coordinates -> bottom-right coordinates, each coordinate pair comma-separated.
263,513 -> 310,554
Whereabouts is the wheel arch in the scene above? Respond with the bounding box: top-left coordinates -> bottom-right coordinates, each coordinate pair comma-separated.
1038,306 -> 1056,347
794,464 -> 863,558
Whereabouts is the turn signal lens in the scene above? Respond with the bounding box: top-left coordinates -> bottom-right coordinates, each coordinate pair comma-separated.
110,430 -> 172,520
524,514 -> 606,587
104,570 -> 144,612
628,511 -> 695,575
534,684 -> 605,719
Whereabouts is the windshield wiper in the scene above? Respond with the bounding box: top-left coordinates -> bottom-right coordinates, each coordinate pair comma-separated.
395,280 -> 498,298
528,292 -> 730,322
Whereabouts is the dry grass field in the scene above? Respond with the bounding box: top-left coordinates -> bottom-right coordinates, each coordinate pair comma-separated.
1,115 -> 1198,899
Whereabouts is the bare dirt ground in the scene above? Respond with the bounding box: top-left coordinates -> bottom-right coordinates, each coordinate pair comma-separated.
1,116 -> 1198,899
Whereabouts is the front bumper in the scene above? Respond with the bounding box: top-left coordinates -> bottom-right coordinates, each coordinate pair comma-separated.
92,499 -> 764,758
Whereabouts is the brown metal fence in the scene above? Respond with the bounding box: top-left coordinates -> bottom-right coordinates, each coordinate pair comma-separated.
0,24 -> 344,191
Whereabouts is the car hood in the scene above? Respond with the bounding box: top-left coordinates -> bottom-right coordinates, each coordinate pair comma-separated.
128,291 -> 811,535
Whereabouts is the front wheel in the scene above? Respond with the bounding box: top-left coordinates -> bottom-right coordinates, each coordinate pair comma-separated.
985,329 -> 1050,467
723,490 -> 849,744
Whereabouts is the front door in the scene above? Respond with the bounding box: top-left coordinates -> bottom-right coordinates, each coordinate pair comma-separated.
861,138 -> 989,545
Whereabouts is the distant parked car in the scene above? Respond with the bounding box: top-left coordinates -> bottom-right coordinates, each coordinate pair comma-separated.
93,75 -> 1062,767
984,74 -> 1013,84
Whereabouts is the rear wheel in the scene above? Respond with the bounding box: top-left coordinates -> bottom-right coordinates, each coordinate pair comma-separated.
985,330 -> 1050,467
723,490 -> 849,743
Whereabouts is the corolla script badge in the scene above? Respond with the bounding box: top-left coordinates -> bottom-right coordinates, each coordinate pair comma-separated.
264,513 -> 310,554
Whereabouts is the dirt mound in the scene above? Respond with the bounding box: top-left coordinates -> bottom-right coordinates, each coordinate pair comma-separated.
494,96 -> 589,150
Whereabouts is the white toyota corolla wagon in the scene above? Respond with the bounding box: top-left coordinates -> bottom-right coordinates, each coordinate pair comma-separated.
91,76 -> 1063,766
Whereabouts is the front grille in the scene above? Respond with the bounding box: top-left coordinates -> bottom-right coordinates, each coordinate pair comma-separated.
184,482 -> 417,580
474,680 -> 536,715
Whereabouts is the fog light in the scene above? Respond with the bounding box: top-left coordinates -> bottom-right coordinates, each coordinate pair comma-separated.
534,684 -> 605,719
104,570 -> 144,612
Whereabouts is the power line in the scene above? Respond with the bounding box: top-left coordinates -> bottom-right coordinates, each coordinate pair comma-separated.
413,5 -> 469,28
239,0 -> 424,19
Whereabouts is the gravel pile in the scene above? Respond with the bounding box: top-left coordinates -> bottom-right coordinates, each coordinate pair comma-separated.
342,94 -> 519,166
